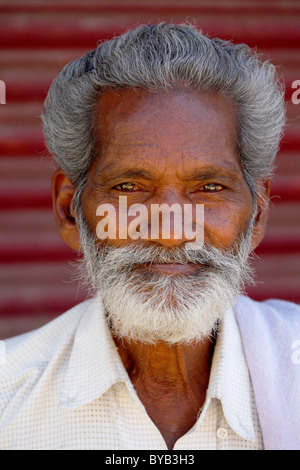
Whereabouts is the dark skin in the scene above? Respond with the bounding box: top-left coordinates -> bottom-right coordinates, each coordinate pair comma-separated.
52,87 -> 270,449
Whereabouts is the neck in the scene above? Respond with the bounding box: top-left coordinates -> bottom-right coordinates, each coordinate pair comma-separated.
113,333 -> 216,449
114,336 -> 215,388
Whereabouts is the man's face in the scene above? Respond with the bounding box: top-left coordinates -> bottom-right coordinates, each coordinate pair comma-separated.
81,87 -> 253,257
54,86 -> 268,344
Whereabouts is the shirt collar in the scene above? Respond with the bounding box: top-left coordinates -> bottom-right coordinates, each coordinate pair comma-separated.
60,295 -> 257,442
206,304 -> 257,442
59,295 -> 130,408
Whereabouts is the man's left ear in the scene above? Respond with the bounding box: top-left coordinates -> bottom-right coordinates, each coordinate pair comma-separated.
52,168 -> 81,251
250,179 -> 271,252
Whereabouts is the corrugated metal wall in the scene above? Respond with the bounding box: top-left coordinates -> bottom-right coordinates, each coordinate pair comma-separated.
1,1 -> 300,338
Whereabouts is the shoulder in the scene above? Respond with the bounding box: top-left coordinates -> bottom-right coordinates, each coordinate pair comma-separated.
234,296 -> 300,450
235,295 -> 300,331
234,295 -> 300,361
0,298 -> 94,387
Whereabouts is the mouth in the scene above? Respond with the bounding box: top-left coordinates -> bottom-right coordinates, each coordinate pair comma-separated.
141,262 -> 200,275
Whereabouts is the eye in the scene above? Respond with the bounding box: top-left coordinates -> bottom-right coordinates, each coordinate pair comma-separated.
114,182 -> 138,191
200,183 -> 224,192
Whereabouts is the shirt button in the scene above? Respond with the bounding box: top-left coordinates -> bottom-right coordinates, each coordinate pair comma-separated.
217,427 -> 228,439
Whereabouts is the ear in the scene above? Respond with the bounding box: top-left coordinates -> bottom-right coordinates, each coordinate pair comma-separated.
250,179 -> 271,252
52,168 -> 81,251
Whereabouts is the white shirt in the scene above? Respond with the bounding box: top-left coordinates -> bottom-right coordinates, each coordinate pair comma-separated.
0,296 -> 263,450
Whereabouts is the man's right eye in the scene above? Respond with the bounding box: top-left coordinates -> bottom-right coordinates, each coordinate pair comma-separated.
114,182 -> 138,191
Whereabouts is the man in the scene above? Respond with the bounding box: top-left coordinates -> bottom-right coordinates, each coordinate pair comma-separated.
0,23 -> 299,450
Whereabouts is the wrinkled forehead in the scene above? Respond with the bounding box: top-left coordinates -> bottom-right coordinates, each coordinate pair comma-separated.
94,86 -> 238,136
90,86 -> 242,175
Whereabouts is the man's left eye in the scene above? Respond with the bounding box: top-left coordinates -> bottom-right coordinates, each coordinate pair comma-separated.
114,182 -> 138,191
200,183 -> 224,192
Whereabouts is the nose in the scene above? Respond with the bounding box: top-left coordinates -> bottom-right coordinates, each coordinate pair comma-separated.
145,191 -> 204,249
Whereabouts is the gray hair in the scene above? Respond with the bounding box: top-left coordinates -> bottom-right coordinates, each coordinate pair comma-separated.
41,22 -> 286,207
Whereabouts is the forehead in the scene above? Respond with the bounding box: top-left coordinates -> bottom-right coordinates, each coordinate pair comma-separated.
92,86 -> 241,174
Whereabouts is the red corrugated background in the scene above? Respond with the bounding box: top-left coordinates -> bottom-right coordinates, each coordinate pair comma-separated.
0,0 -> 300,338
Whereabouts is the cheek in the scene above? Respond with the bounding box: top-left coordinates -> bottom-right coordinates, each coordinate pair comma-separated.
86,203 -> 146,247
203,203 -> 252,249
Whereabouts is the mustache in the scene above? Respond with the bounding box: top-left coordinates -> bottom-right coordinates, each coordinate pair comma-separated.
77,202 -> 255,271
75,208 -> 255,344
89,238 -> 251,273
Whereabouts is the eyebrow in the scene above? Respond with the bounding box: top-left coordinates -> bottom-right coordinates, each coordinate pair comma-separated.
99,164 -> 241,184
100,169 -> 154,184
184,167 -> 241,181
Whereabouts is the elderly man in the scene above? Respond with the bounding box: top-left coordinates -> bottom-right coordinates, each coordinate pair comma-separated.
0,23 -> 299,451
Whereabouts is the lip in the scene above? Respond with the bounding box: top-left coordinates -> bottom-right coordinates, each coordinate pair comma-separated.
142,262 -> 199,275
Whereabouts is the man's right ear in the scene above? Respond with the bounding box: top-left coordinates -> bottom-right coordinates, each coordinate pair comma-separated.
52,168 -> 81,251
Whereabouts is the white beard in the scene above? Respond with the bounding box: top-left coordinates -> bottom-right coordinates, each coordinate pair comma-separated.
76,212 -> 254,345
